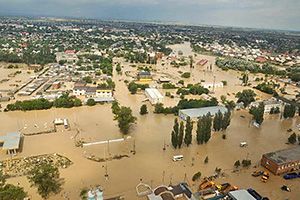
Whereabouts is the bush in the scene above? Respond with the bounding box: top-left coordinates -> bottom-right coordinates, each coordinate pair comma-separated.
192,172 -> 202,181
140,104 -> 148,115
86,99 -> 96,106
242,159 -> 251,167
181,72 -> 191,78
162,83 -> 177,89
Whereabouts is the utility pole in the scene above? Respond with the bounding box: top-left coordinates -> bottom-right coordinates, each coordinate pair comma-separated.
212,75 -> 216,93
163,139 -> 166,151
132,139 -> 136,155
162,170 -> 165,184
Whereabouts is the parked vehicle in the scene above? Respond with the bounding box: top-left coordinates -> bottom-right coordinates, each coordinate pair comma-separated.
172,155 -> 183,162
261,171 -> 269,183
281,185 -> 291,192
252,171 -> 264,177
283,172 -> 300,180
247,188 -> 262,200
240,142 -> 248,147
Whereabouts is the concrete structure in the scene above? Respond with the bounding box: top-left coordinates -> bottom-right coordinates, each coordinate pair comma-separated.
0,132 -> 22,155
228,189 -> 256,200
179,106 -> 228,121
261,146 -> 300,175
147,183 -> 196,200
96,89 -> 113,98
145,88 -> 164,105
250,97 -> 283,114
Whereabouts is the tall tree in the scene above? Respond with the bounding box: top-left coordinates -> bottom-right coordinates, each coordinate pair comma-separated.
283,104 -> 296,119
171,119 -> 179,148
184,117 -> 193,146
114,106 -> 137,134
203,113 -> 213,143
178,121 -> 184,148
196,113 -> 212,144
241,73 -> 249,86
288,133 -> 297,144
27,163 -> 62,199
213,111 -> 223,131
222,111 -> 231,130
249,103 -> 265,125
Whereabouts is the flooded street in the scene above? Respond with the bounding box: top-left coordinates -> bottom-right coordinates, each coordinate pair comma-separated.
0,43 -> 299,199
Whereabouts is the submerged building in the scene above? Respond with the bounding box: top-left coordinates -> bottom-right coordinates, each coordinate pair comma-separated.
179,106 -> 228,121
261,146 -> 300,175
0,132 -> 22,155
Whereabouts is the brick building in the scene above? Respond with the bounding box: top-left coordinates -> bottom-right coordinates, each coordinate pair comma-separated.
261,146 -> 300,175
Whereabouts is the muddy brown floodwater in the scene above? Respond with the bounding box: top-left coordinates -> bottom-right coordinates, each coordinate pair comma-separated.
1,44 -> 300,199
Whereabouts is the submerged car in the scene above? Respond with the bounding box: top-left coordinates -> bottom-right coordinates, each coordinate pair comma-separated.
252,171 -> 264,177
281,185 -> 291,192
283,172 -> 300,180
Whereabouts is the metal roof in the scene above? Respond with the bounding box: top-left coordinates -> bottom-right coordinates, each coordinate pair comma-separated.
179,106 -> 227,119
145,88 -> 163,99
0,132 -> 21,150
228,190 -> 256,200
263,146 -> 300,165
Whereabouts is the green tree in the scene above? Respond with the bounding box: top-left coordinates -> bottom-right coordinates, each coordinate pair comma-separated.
283,104 -> 296,119
86,98 -> 96,106
73,98 -> 82,107
111,101 -> 120,115
27,163 -> 62,199
249,103 -> 265,125
0,170 -> 6,188
128,82 -> 138,94
178,121 -> 184,148
0,184 -> 27,200
234,160 -> 241,168
114,106 -> 137,134
192,172 -> 201,181
116,63 -> 122,74
140,104 -> 148,115
204,156 -> 209,164
241,73 -> 249,86
288,133 -> 297,144
236,89 -> 256,107
82,76 -> 92,83
222,111 -> 231,130
213,111 -> 223,131
184,117 -> 193,146
171,119 -> 179,148
196,113 -> 212,144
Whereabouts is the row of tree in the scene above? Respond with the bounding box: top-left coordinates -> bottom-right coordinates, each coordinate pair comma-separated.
171,117 -> 193,148
6,94 -> 82,111
171,111 -> 231,148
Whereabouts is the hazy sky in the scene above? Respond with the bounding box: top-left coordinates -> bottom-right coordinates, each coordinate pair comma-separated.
0,0 -> 299,30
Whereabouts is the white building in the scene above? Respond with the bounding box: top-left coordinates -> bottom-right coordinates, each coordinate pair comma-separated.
201,82 -> 224,89
145,88 -> 164,105
179,106 -> 228,121
250,97 -> 283,114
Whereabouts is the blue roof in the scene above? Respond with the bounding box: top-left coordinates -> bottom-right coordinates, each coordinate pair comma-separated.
0,132 -> 21,150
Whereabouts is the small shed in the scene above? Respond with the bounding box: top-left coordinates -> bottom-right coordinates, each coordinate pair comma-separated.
145,88 -> 164,105
0,132 -> 22,155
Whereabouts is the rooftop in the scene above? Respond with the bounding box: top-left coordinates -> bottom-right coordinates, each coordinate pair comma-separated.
179,106 -> 227,119
228,189 -> 256,200
263,146 -> 300,165
0,132 -> 21,150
